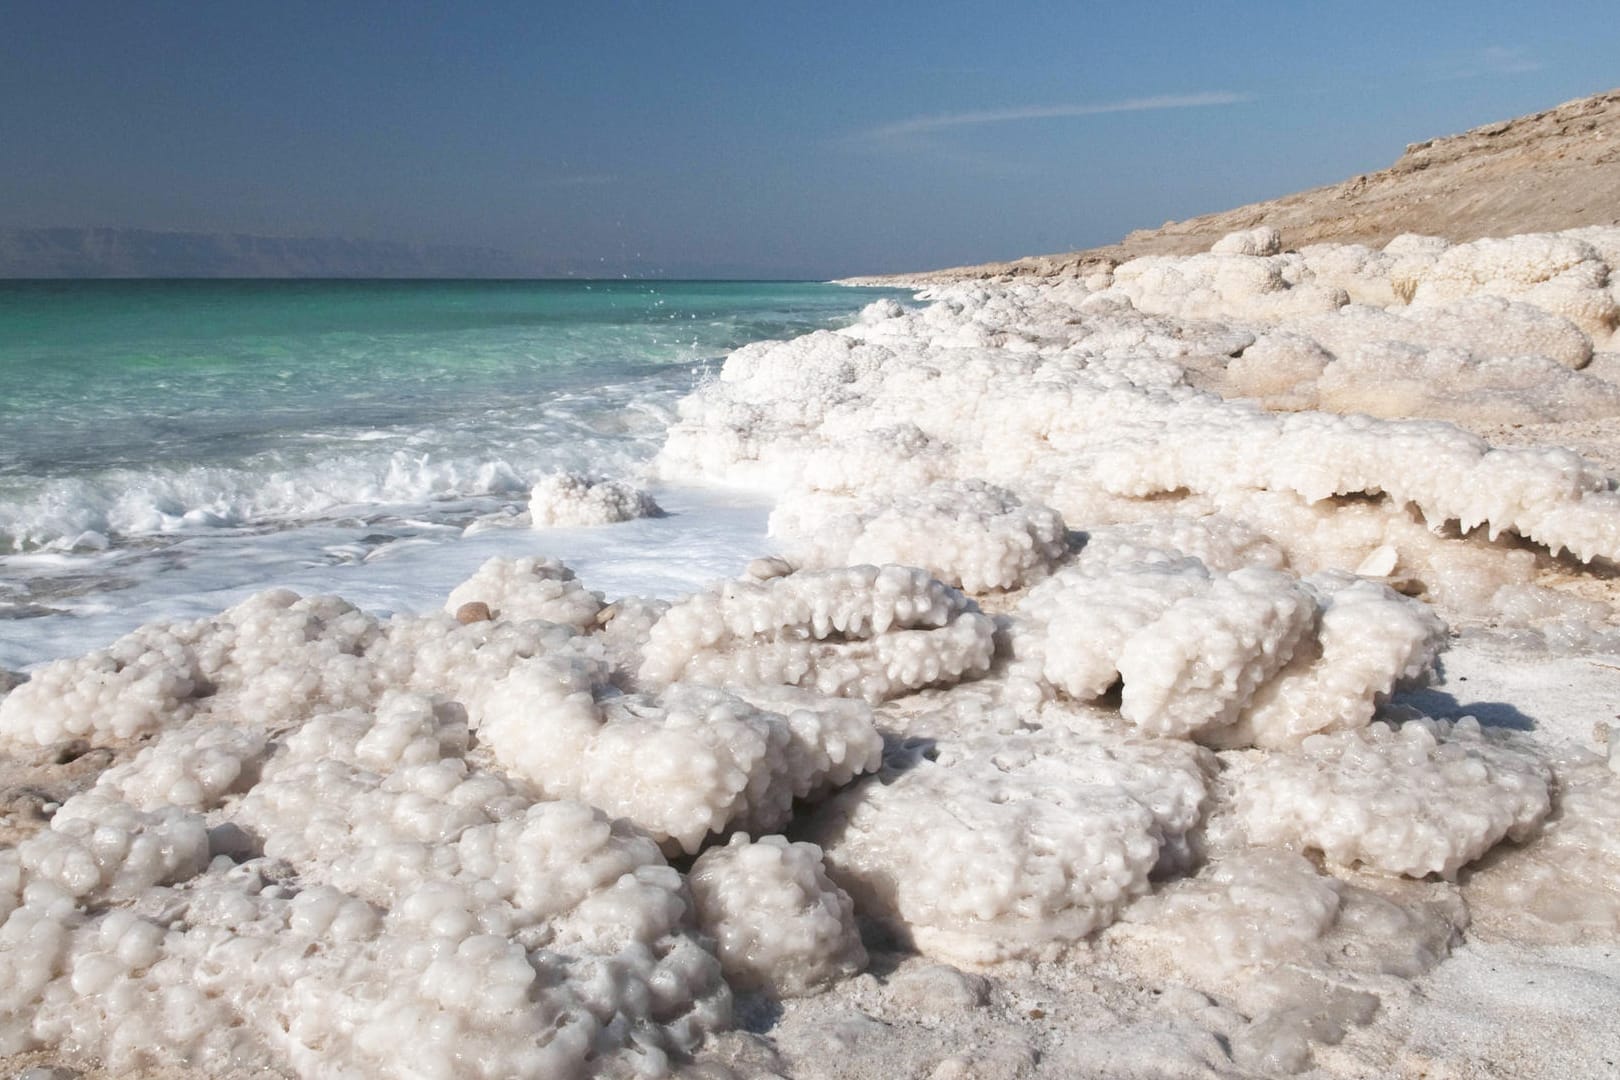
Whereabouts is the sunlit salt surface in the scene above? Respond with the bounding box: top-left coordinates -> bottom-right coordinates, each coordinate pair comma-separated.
5,234 -> 1620,1078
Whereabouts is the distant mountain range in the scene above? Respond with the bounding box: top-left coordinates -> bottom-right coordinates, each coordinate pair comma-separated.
0,227 -> 554,278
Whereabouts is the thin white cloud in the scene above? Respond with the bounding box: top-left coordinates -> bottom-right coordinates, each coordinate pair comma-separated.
1436,46 -> 1543,81
853,91 -> 1253,144
537,173 -> 618,188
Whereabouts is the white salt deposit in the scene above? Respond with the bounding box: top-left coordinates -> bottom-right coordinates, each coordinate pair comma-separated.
529,471 -> 662,528
769,479 -> 1067,592
443,555 -> 605,629
688,833 -> 866,997
806,730 -> 1212,966
637,564 -> 997,703
10,225 -> 1620,1077
1232,718 -> 1553,878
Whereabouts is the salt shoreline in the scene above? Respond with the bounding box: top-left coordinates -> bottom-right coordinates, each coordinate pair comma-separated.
4,225 -> 1620,1077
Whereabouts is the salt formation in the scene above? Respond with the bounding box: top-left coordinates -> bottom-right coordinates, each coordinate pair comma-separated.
1233,718 -> 1552,877
443,555 -> 604,628
0,692 -> 733,1077
638,565 -> 997,703
12,223 -> 1620,1076
769,479 -> 1067,592
806,731 -> 1211,965
0,587 -> 581,749
478,664 -> 881,854
1012,559 -> 1444,747
687,834 -> 866,997
1115,848 -> 1466,1074
528,470 -> 661,528
1461,747 -> 1620,939
660,230 -> 1620,577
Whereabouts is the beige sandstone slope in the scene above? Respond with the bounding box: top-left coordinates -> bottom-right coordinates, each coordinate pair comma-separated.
845,88 -> 1620,285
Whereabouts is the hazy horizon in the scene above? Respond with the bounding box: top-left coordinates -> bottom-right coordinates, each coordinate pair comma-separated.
4,1 -> 1618,278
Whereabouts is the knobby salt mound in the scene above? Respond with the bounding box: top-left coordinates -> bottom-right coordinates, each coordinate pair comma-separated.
6,226 -> 1620,1078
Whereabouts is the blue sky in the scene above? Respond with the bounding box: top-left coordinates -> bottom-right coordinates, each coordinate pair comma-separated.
2,1 -> 1617,277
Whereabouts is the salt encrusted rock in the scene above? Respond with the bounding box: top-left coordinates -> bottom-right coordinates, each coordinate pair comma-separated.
769,479 -> 1067,593
1114,847 -> 1465,1073
1114,568 -> 1319,738
14,792 -> 210,902
1215,572 -> 1447,749
1211,226 -> 1283,257
0,691 -> 733,1077
1407,233 -> 1620,338
806,731 -> 1211,965
638,565 -> 997,703
1012,556 -> 1216,702
444,555 -> 604,629
528,470 -> 662,528
687,834 -> 866,997
1014,556 -> 1446,748
1310,341 -> 1620,424
1234,718 -> 1552,878
478,660 -> 882,854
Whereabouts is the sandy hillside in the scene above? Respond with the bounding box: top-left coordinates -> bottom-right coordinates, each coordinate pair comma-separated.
843,88 -> 1620,286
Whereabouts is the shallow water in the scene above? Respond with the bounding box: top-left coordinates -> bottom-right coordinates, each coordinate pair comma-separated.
0,278 -> 909,667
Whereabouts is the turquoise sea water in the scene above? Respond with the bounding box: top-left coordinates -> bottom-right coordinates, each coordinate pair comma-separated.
0,279 -> 909,665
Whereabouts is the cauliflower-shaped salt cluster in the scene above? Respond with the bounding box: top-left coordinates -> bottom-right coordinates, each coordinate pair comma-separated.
0,590 -> 380,747
0,691 -> 735,1078
1013,558 -> 1444,747
806,731 -> 1211,965
0,587 -> 588,750
688,833 -> 867,997
769,479 -> 1067,593
1234,717 -> 1552,877
443,555 -> 604,629
1211,226 -> 1284,257
639,565 -> 997,703
528,471 -> 662,528
478,660 -> 882,854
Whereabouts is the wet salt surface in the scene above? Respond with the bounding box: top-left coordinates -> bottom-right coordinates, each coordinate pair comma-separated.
0,486 -> 772,670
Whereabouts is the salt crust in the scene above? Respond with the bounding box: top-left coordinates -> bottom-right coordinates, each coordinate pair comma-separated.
1462,748 -> 1620,940
528,470 -> 662,528
0,588 -> 581,749
1012,558 -> 1444,748
687,834 -> 866,997
638,565 -> 997,703
1234,718 -> 1553,878
1115,848 -> 1465,1073
659,238 -> 1620,579
478,661 -> 882,855
768,479 -> 1067,592
806,730 -> 1212,966
0,692 -> 732,1077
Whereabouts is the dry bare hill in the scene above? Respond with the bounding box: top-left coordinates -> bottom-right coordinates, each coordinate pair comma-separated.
846,88 -> 1620,285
